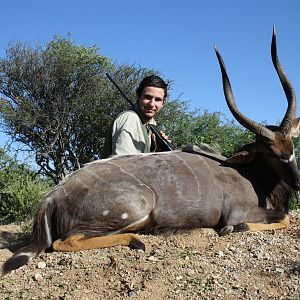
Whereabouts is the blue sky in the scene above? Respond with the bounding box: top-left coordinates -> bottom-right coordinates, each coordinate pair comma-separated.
1,0 -> 300,149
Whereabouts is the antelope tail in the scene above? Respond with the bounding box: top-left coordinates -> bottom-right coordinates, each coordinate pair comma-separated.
2,198 -> 55,275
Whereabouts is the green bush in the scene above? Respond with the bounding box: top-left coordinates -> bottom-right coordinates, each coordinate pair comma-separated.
0,149 -> 51,224
290,193 -> 300,210
157,100 -> 254,157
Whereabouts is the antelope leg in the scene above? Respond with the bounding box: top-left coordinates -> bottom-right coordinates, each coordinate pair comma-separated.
220,215 -> 290,235
52,233 -> 145,252
245,214 -> 290,232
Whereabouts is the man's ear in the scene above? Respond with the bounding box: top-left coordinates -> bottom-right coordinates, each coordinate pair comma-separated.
290,117 -> 300,138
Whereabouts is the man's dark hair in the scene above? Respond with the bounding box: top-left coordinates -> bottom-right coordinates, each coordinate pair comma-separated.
136,75 -> 168,100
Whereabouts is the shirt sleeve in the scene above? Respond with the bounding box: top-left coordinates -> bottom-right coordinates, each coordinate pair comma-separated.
111,111 -> 148,155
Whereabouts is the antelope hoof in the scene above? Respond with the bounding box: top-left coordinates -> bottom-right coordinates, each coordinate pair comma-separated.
219,225 -> 234,236
129,238 -> 146,251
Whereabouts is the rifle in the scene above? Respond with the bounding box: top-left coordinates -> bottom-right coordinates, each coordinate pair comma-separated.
106,73 -> 173,151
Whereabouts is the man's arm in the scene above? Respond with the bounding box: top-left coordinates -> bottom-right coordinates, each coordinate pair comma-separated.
112,111 -> 149,155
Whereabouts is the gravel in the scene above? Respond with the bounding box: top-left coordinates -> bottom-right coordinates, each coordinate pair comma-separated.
0,210 -> 299,299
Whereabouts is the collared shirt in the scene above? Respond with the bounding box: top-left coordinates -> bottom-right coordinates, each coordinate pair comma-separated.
102,109 -> 156,158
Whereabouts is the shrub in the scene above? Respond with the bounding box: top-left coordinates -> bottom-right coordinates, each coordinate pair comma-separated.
0,149 -> 51,224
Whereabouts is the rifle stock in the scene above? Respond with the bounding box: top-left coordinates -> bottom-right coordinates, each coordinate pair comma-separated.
106,73 -> 173,151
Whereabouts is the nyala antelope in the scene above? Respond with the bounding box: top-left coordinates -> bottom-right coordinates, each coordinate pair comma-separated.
3,27 -> 300,275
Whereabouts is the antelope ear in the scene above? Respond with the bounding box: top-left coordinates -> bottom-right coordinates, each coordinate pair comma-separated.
290,117 -> 300,138
226,151 -> 255,164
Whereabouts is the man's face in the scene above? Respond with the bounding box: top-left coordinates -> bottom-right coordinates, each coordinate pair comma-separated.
138,86 -> 165,120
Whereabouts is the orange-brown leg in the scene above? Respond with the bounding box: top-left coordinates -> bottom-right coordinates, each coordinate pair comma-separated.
220,215 -> 290,236
52,233 -> 145,252
245,214 -> 290,231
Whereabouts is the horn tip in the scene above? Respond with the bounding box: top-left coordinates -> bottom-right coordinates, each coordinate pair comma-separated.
214,45 -> 219,54
272,26 -> 276,37
214,45 -> 221,57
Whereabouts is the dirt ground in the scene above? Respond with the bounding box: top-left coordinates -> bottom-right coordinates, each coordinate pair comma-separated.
0,211 -> 299,300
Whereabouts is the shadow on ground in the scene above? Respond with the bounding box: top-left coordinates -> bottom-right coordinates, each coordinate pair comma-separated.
0,229 -> 30,252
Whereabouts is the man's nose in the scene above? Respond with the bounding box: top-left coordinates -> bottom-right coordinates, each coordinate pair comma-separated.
148,98 -> 155,105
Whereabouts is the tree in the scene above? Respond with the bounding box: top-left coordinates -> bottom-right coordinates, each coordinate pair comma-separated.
0,148 -> 50,224
0,36 -> 253,185
0,37 -> 159,183
157,99 -> 254,157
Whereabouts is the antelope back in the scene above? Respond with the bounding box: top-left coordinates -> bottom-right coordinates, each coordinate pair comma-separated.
46,150 -> 261,236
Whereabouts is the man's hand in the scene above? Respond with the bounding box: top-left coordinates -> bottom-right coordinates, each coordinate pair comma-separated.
160,130 -> 171,143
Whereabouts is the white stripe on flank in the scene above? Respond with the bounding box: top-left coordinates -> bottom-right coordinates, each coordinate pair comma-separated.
85,150 -> 181,166
194,152 -> 217,191
110,214 -> 150,235
174,152 -> 201,195
51,151 -> 180,188
107,161 -> 156,209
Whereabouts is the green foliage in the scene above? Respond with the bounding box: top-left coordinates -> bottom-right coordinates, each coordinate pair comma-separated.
0,36 -> 162,183
293,136 -> 300,163
291,137 -> 300,209
0,34 -> 298,222
157,99 -> 254,157
289,193 -> 300,210
0,148 -> 51,224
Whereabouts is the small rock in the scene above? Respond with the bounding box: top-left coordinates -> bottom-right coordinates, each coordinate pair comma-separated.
33,273 -> 43,281
275,267 -> 285,274
37,261 -> 46,269
147,255 -> 159,262
232,284 -> 240,290
216,251 -> 224,257
229,246 -> 236,252
128,291 -> 137,298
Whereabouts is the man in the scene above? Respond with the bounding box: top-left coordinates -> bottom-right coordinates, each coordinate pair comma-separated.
102,75 -> 170,158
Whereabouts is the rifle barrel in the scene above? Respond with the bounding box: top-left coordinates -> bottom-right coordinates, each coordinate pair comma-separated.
106,73 -> 135,109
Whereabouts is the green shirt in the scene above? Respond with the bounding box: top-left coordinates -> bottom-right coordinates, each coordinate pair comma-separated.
102,110 -> 154,158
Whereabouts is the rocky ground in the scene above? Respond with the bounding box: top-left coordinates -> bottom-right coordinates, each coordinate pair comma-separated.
0,211 -> 299,300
